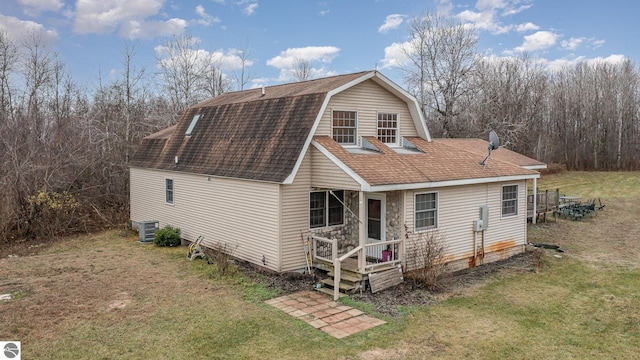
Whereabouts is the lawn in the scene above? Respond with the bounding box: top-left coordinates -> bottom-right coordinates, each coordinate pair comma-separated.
1,171 -> 639,359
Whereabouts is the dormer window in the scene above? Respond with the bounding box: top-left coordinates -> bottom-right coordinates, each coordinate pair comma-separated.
377,113 -> 398,145
185,114 -> 201,136
332,110 -> 357,145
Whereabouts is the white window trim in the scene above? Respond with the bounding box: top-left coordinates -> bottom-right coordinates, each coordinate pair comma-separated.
376,112 -> 400,147
501,184 -> 519,218
165,178 -> 174,205
414,191 -> 438,232
309,190 -> 345,229
331,109 -> 358,147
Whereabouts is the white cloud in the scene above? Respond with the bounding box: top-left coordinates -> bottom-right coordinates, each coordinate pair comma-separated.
266,46 -> 340,81
515,30 -> 558,52
591,39 -> 605,49
18,0 -> 63,13
542,54 -> 628,72
0,14 -> 58,44
243,3 -> 258,16
195,5 -> 220,26
74,0 -> 169,35
561,37 -> 584,51
378,14 -> 405,33
379,41 -> 409,69
120,18 -> 186,39
436,0 -> 453,16
454,0 -> 534,34
516,22 -> 539,32
155,42 -> 253,73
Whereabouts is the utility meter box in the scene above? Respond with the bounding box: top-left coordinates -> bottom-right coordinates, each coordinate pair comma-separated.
474,205 -> 489,232
473,219 -> 485,232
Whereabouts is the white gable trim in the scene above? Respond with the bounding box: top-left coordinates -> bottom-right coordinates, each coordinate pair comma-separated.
283,70 -> 431,184
524,164 -> 547,170
310,140 -> 369,188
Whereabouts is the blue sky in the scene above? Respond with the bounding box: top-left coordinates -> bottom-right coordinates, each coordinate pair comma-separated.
0,0 -> 637,90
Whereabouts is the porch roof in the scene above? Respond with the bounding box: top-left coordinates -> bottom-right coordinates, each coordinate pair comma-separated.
312,136 -> 540,190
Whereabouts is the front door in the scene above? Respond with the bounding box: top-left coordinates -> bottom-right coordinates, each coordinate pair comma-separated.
366,193 -> 386,259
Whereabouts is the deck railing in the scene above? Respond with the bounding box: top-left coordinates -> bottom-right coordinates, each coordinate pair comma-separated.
312,235 -> 337,263
364,238 -> 403,272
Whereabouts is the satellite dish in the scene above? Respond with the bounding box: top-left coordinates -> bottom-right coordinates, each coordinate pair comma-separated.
480,130 -> 501,167
488,130 -> 500,151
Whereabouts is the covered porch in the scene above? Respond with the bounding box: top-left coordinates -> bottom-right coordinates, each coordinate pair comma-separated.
308,189 -> 405,299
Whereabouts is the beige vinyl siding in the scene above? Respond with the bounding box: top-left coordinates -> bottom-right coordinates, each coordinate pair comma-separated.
404,181 -> 527,271
280,152 -> 312,272
130,167 -> 281,271
310,147 -> 361,190
315,79 -> 419,142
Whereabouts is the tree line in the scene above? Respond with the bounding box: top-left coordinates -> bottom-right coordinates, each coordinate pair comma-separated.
1,16 -> 639,242
400,13 -> 640,171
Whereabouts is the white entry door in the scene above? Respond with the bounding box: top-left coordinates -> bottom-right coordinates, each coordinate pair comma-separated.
366,193 -> 386,259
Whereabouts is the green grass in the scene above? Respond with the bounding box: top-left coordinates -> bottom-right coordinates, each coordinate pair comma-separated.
537,171 -> 640,200
3,171 -> 640,359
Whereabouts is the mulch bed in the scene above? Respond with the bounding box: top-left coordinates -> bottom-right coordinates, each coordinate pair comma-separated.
236,252 -> 535,316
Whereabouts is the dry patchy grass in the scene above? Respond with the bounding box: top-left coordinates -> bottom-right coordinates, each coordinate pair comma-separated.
1,171 -> 640,359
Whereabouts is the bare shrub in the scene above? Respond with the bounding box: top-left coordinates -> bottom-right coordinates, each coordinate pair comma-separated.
405,225 -> 449,291
205,241 -> 239,276
532,247 -> 545,273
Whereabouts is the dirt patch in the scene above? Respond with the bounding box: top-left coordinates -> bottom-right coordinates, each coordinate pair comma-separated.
235,251 -> 535,316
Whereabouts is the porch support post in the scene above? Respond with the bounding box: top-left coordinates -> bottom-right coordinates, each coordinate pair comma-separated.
358,191 -> 366,272
532,178 -> 537,224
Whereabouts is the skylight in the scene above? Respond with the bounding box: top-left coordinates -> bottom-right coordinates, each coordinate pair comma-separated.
185,114 -> 201,136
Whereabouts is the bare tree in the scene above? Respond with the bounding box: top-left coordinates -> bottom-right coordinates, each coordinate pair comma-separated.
291,58 -> 312,82
156,33 -> 210,116
232,47 -> 254,90
401,13 -> 478,137
0,31 -> 17,124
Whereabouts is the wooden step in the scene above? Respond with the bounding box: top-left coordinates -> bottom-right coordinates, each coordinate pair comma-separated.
327,271 -> 364,283
313,286 -> 347,298
321,278 -> 356,292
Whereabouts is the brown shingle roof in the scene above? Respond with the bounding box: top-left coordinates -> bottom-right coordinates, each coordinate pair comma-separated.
313,136 -> 539,187
435,138 -> 546,168
130,71 -> 371,182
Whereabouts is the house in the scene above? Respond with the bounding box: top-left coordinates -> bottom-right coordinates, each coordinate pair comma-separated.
130,70 -> 545,295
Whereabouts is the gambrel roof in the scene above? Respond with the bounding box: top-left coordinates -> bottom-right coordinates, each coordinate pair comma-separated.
130,71 -> 429,183
131,70 -> 542,187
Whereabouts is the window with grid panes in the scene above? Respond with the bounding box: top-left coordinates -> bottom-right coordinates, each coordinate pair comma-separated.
332,111 -> 357,145
502,185 -> 518,216
415,192 -> 437,231
377,113 -> 398,144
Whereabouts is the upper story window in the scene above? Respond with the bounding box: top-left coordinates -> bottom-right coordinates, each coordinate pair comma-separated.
377,113 -> 398,144
502,185 -> 518,216
165,178 -> 174,204
332,111 -> 357,145
415,192 -> 437,231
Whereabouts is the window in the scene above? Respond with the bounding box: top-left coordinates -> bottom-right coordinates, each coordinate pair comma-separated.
377,113 -> 398,144
165,179 -> 174,204
310,190 -> 344,228
185,114 -> 201,136
415,192 -> 437,231
332,111 -> 357,145
502,185 -> 518,216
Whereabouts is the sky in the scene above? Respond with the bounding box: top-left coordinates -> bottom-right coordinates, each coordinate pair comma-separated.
0,0 -> 638,91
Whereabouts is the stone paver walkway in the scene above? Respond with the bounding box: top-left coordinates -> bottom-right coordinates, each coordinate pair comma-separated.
265,290 -> 386,339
